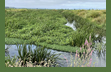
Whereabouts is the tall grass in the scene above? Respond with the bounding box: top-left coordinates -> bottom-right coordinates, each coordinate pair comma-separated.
62,10 -> 106,44
64,35 -> 98,67
17,44 -> 61,67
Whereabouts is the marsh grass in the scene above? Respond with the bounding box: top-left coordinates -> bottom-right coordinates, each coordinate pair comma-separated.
5,9 -> 106,53
5,9 -> 106,67
63,35 -> 98,67
62,10 -> 106,47
70,10 -> 106,25
5,9 -> 106,50
94,42 -> 106,53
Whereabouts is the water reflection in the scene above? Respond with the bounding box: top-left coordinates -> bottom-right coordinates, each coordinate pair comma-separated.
5,44 -> 106,67
65,20 -> 76,31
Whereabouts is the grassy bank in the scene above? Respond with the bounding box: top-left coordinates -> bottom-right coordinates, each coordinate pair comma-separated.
5,37 -> 79,53
5,9 -> 106,52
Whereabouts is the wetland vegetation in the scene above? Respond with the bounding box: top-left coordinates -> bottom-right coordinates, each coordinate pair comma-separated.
5,8 -> 106,67
5,9 -> 106,52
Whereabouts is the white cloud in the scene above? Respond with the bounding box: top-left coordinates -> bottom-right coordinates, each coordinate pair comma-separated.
5,0 -> 106,9
39,0 -> 55,2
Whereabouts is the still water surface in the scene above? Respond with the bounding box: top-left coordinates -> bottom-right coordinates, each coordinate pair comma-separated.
5,44 -> 106,67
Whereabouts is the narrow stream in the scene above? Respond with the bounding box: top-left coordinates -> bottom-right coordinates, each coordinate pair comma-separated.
5,43 -> 106,67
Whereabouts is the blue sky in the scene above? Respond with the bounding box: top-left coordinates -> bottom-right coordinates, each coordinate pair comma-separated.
5,0 -> 106,9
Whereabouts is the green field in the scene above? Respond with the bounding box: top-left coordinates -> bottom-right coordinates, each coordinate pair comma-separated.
5,9 -> 106,52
